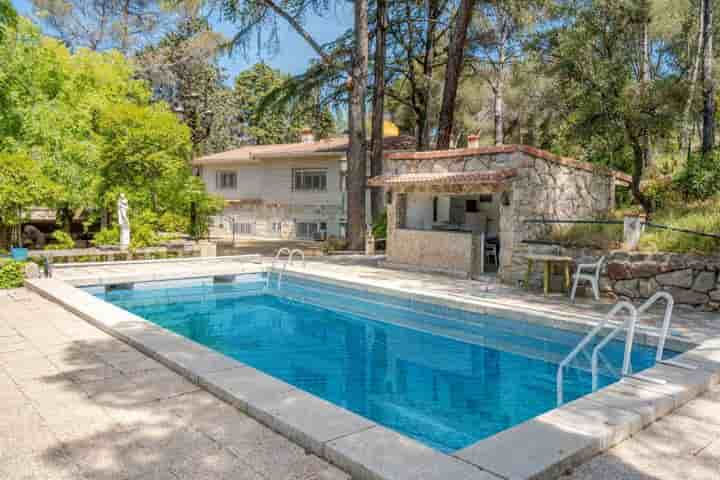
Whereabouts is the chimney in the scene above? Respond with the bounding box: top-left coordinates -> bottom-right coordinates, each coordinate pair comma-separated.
301,128 -> 315,144
467,134 -> 480,149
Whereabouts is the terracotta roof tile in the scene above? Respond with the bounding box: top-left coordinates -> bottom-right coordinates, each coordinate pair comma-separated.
193,135 -> 416,165
385,144 -> 632,185
368,169 -> 518,187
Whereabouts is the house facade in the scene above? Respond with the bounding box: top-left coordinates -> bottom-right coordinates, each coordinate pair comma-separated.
193,133 -> 414,240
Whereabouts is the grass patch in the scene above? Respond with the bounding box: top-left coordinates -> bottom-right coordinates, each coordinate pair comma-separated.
639,196 -> 720,255
539,195 -> 720,255
548,213 -> 624,250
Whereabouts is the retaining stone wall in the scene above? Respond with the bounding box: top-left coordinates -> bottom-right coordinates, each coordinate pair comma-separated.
561,248 -> 720,310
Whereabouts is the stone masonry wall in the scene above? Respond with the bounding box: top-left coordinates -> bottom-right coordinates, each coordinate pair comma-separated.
561,248 -> 720,310
502,156 -> 615,283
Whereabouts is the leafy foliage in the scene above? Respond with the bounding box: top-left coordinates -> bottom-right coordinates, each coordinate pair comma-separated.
136,18 -> 244,155
0,152 -> 54,228
675,152 -> 720,200
234,63 -> 336,144
0,260 -> 25,289
0,18 -> 218,246
371,209 -> 387,239
92,227 -> 119,246
45,230 -> 75,250
0,0 -> 16,42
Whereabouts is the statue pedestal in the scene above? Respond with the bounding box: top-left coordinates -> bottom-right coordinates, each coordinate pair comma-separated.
120,226 -> 130,250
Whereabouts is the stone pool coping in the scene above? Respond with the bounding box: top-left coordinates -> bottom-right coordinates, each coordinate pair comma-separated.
26,270 -> 720,480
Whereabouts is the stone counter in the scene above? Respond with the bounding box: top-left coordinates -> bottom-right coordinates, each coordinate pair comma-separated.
386,229 -> 477,277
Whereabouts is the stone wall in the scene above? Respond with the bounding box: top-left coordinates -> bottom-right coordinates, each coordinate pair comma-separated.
501,156 -> 615,283
560,248 -> 720,310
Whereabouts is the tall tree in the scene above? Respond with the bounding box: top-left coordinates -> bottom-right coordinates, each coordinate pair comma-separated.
347,0 -> 369,249
136,18 -> 229,155
436,0 -> 477,149
638,0 -> 653,169
31,0 -> 164,52
385,0 -> 450,150
701,0 -> 715,155
545,0 -> 681,213
370,0 -> 387,221
233,62 -> 336,145
681,0 -> 704,156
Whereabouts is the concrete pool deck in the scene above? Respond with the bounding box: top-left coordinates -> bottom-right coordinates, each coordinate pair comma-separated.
19,256 -> 720,479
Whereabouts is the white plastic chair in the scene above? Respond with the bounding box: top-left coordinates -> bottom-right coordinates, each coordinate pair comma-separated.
570,256 -> 605,302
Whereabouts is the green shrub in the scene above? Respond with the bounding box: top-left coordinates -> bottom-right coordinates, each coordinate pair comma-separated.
44,230 -> 75,250
372,210 -> 388,239
158,212 -> 189,233
0,261 -> 25,289
675,152 -> 720,200
638,195 -> 720,255
92,227 -> 119,246
130,223 -> 159,249
92,222 -> 159,249
322,236 -> 349,254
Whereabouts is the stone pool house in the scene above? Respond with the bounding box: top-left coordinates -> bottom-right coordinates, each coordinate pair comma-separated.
369,140 -> 632,284
193,129 -> 414,240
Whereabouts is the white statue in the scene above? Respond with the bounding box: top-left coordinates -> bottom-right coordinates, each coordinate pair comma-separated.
117,193 -> 130,249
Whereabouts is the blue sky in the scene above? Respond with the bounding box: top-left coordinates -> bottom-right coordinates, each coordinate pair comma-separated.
10,0 -> 352,80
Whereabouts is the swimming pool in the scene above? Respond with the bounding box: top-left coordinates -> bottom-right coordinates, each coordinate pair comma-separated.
86,273 -> 675,453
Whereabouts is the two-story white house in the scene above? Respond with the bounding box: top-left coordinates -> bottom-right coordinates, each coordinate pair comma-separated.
192,131 -> 414,240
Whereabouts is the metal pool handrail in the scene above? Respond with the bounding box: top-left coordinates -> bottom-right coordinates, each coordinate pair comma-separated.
266,248 -> 291,289
638,292 -> 697,371
590,302 -> 639,392
278,249 -> 305,288
266,248 -> 306,290
289,249 -> 305,268
556,301 -> 637,406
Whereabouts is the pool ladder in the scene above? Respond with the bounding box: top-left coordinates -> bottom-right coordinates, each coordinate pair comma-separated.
265,248 -> 305,290
556,292 -> 697,406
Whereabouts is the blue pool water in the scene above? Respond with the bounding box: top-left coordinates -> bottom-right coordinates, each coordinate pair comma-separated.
87,274 -> 675,453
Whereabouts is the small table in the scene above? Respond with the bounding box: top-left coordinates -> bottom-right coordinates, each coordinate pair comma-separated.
525,254 -> 574,296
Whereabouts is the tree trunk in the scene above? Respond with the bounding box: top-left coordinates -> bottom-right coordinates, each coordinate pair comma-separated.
640,5 -> 653,169
493,76 -> 504,145
681,0 -> 704,157
702,0 -> 715,155
436,0 -> 476,149
370,0 -> 387,222
419,0 -> 440,151
347,0 -> 369,250
630,139 -> 653,214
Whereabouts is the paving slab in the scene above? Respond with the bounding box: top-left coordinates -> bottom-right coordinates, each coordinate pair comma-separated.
584,380 -> 676,426
260,388 -> 376,455
455,414 -> 600,480
326,425 -> 498,480
198,365 -> 295,414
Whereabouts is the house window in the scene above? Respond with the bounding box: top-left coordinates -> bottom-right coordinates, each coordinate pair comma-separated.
271,222 -> 282,234
216,171 -> 237,190
297,222 -> 320,239
233,223 -> 253,235
293,169 -> 327,192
